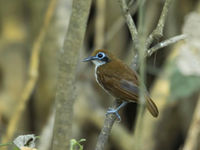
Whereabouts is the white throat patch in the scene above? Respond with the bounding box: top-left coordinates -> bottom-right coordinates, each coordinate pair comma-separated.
92,60 -> 106,84
92,60 -> 106,68
92,60 -> 111,96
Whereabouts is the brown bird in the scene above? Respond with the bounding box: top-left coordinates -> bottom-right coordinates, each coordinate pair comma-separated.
83,49 -> 159,120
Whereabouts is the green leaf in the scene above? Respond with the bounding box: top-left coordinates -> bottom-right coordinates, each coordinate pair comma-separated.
70,138 -> 86,150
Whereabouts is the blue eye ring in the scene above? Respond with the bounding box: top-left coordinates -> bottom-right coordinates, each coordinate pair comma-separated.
97,52 -> 105,59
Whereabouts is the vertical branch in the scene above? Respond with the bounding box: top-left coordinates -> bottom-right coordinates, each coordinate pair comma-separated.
95,0 -> 105,48
1,0 -> 57,144
182,94 -> 200,150
105,0 -> 144,45
133,2 -> 146,149
118,0 -> 140,68
51,0 -> 92,149
118,0 -> 138,50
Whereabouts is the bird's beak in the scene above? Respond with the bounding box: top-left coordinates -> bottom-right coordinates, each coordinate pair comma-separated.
82,56 -> 97,62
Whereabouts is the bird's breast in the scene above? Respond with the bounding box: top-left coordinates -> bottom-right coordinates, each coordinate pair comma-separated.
95,66 -> 113,96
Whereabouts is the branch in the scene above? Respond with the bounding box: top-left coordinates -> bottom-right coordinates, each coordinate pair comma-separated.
147,34 -> 187,56
105,0 -> 145,45
146,0 -> 173,47
52,0 -> 92,149
182,94 -> 200,150
95,101 -> 118,150
118,0 -> 138,49
131,34 -> 186,69
1,0 -> 57,143
95,0 -> 105,48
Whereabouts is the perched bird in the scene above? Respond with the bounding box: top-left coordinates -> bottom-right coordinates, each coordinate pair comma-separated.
83,49 -> 159,120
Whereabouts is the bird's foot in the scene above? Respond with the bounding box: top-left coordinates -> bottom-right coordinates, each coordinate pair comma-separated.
106,108 -> 121,121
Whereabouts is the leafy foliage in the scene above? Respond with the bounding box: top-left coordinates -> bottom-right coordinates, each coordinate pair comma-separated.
70,139 -> 86,150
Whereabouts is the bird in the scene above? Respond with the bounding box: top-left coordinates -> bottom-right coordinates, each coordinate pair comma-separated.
83,49 -> 159,120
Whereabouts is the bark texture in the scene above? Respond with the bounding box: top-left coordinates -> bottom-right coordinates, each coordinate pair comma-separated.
52,0 -> 92,149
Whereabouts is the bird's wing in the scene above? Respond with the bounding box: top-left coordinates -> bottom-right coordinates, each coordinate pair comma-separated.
120,79 -> 139,96
97,72 -> 139,102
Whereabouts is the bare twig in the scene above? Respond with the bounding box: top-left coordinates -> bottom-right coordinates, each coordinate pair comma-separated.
2,0 -> 57,144
105,0 -> 145,45
129,0 -> 146,18
131,34 -> 186,69
147,34 -> 187,56
118,0 -> 138,49
146,0 -> 173,47
128,0 -> 135,8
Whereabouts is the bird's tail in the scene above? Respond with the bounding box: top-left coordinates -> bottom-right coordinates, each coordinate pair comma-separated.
145,96 -> 159,117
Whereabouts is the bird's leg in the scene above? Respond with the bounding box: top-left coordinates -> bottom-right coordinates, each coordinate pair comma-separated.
106,101 -> 128,121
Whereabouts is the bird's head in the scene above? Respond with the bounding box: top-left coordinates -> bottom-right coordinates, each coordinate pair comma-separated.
83,49 -> 112,67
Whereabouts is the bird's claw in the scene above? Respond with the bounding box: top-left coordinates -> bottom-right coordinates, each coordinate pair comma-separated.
106,108 -> 121,121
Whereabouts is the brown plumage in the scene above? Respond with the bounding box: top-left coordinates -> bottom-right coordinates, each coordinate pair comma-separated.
84,49 -> 159,118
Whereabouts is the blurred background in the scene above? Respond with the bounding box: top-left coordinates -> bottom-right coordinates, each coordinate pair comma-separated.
0,0 -> 200,150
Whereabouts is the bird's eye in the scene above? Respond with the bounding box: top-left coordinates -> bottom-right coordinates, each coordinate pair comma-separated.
97,52 -> 104,58
98,53 -> 103,58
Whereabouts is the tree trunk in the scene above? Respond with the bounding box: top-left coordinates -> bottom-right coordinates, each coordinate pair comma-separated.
52,0 -> 92,149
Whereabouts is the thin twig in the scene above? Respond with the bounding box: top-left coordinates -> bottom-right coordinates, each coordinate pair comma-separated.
105,0 -> 145,45
2,0 -> 57,144
146,0 -> 173,47
118,0 -> 138,49
131,34 -> 186,69
147,34 -> 187,56
129,0 -> 146,19
128,0 -> 135,8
